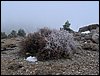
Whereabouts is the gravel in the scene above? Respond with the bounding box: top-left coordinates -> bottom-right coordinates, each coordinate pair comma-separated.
1,46 -> 99,75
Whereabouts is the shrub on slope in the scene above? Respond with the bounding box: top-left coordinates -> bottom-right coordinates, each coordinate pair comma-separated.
19,27 -> 80,61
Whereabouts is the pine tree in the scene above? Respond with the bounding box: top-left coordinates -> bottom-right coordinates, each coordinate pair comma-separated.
17,29 -> 26,37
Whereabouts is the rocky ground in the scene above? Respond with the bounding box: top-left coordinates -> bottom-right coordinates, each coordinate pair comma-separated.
1,24 -> 99,75
1,37 -> 99,75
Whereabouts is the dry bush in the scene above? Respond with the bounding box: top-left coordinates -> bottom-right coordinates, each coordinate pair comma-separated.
39,27 -> 52,37
19,32 -> 47,57
19,28 -> 80,61
37,29 -> 79,60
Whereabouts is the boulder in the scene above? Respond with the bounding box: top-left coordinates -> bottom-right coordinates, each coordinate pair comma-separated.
90,29 -> 97,35
92,33 -> 99,44
78,26 -> 89,32
96,27 -> 99,34
88,24 -> 99,31
78,24 -> 99,32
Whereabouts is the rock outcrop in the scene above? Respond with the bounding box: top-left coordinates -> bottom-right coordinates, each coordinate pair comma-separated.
74,23 -> 99,51
78,24 -> 99,32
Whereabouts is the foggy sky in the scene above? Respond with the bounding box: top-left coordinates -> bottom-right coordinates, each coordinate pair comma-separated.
1,1 -> 99,34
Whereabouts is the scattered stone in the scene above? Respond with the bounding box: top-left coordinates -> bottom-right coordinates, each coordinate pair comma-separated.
81,43 -> 99,51
8,63 -> 23,71
56,73 -> 61,75
7,44 -> 17,48
84,34 -> 92,40
1,47 -> 6,51
1,51 -> 7,54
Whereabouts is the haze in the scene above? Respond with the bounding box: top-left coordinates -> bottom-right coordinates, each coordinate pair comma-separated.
1,1 -> 99,34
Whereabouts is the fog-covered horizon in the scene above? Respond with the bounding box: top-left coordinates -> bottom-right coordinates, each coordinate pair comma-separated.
1,1 -> 99,35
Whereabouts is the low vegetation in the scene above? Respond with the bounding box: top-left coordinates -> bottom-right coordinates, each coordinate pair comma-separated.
1,29 -> 26,39
1,32 -> 7,39
17,29 -> 26,37
19,27 -> 80,61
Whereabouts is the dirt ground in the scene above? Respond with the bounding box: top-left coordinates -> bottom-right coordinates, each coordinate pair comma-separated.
1,38 -> 99,75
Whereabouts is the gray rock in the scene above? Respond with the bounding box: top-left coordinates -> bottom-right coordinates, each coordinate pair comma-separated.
8,63 -> 23,71
78,26 -> 89,32
88,24 -> 99,31
81,43 -> 91,50
74,32 -> 81,36
92,44 -> 99,51
90,29 -> 97,35
1,47 -> 7,51
78,24 -> 99,32
74,36 -> 81,41
81,37 -> 85,41
92,33 -> 99,44
81,33 -> 86,37
96,27 -> 99,34
87,40 -> 93,43
81,43 -> 99,51
84,34 -> 92,40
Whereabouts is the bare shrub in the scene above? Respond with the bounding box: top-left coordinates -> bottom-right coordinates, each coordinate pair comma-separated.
39,29 -> 79,60
19,32 -> 47,57
39,27 -> 52,37
19,28 -> 80,61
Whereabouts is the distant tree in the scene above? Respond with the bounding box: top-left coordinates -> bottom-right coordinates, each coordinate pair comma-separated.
17,29 -> 26,37
8,30 -> 17,38
63,20 -> 71,30
63,20 -> 74,33
8,34 -> 12,38
1,32 -> 7,39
